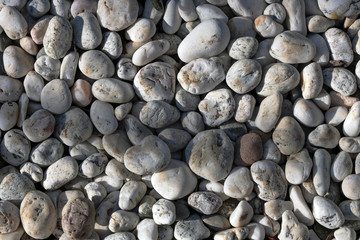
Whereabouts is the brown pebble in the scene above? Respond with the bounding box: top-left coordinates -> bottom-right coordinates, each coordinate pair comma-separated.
235,132 -> 263,166
249,129 -> 272,143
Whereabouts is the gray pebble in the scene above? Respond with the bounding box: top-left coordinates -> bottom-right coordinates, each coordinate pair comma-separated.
0,129 -> 31,167
324,28 -> 353,67
0,173 -> 35,205
227,0 -> 266,19
174,214 -> 210,240
293,98 -> 324,127
252,38 -> 276,66
72,12 -> 102,50
308,33 -> 330,66
23,71 -> 44,102
307,15 -> 335,33
119,180 -> 146,210
0,102 -> 18,131
331,151 -> 353,182
51,0 -> 71,18
79,50 -> 115,80
175,86 -> 201,111
102,130 -> 131,162
323,67 -> 357,96
285,149 -> 313,185
22,109 -> 55,142
123,114 -> 153,145
79,153 -> 108,178
41,79 -> 72,115
181,111 -> 205,135
264,3 -> 286,23
60,51 -> 79,86
26,0 -> 50,18
84,182 -> 107,207
188,191 -> 223,215
116,58 -> 137,81
185,129 -> 234,182
339,200 -> 360,220
0,200 -> 20,234
158,128 -> 192,152
100,31 -> 123,60
31,138 -> 64,167
308,124 -> 340,149
139,100 -> 180,129
0,6 -> 27,40
228,16 -> 256,39
90,100 -> 118,135
228,37 -> 258,60
254,15 -> 284,38
108,210 -> 139,232
312,149 -> 331,196
16,93 -> 29,128
313,196 -> 345,229
35,55 -> 60,81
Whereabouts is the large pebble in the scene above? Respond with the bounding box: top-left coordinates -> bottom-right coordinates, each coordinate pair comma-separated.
3,45 -> 34,78
78,50 -> 115,79
139,100 -> 180,128
79,153 -> 108,178
0,76 -> 23,103
158,128 -> 192,152
185,129 -> 233,182
312,196 -> 345,229
323,67 -> 357,96
301,62 -> 323,99
177,19 -> 230,63
308,124 -> 340,149
133,62 -> 176,103
342,174 -> 360,200
324,28 -> 353,67
119,180 -> 147,210
0,6 -> 27,40
0,129 -> 30,166
30,138 -> 63,167
54,107 -> 93,146
23,71 -> 44,102
198,88 -> 235,127
100,31 -> 123,60
226,59 -> 262,94
256,63 -> 300,96
41,79 -> 72,115
174,214 -> 210,240
272,116 -> 305,155
177,58 -> 225,95
151,160 -> 197,200
34,55 -> 60,81
282,0 -> 306,35
22,109 -> 55,142
124,135 -> 171,175
255,92 -> 282,133
136,218 -> 158,240
162,0 -> 182,34
42,156 -> 78,190
0,200 -> 20,234
269,31 -> 316,64
286,149 -> 313,185
102,131 -> 131,163
251,160 -> 287,201
43,16 -> 72,59
224,167 -> 253,199
0,173 -> 35,205
96,0 -> 138,31
62,197 -> 95,239
235,132 -> 263,166
20,190 -> 57,239
72,12 -> 102,50
108,210 -> 139,232
339,200 -> 360,220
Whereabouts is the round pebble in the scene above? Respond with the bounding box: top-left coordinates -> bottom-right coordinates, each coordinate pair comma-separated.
41,79 -> 72,115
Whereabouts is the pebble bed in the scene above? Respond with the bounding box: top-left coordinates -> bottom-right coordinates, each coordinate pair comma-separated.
1,0 -> 360,239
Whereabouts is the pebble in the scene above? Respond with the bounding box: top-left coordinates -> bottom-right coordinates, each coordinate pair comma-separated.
342,174 -> 360,200
187,191 -> 222,215
202,214 -> 230,231
289,185 -> 314,226
71,79 -> 92,107
152,199 -> 176,225
323,67 -> 357,96
30,138 -> 63,167
54,107 -> 93,146
84,182 -> 107,207
136,218 -> 158,240
198,88 -> 235,127
158,128 -> 192,152
251,160 -> 287,201
255,92 -> 283,133
334,227 -> 356,240
123,114 -> 153,145
235,132 -> 263,166
174,214 -> 210,240
132,39 -> 170,66
62,197 -> 95,239
196,4 -> 227,22
133,62 -> 175,103
151,159 -> 197,200
324,28 -> 353,67
318,0 -> 360,19
0,129 -> 31,167
234,94 -> 256,123
340,137 -> 360,153
177,19 -> 230,63
42,156 -> 78,190
139,100 -> 180,128
264,200 -> 293,221
312,196 -> 345,229
227,0 -> 266,19
72,12 -> 102,50
102,131 -> 131,163
278,210 -> 309,240
0,6 -> 27,40
108,210 -> 139,232
41,79 -> 72,115
177,57 -> 225,95
331,151 -> 352,184
22,109 -> 55,142
178,0 -> 197,22
30,15 -> 52,45
19,36 -> 38,56
312,149 -> 331,196
229,200 -> 253,228
125,18 -> 156,43
313,89 -> 331,110
100,31 -> 123,60
0,225 -> 24,240
343,101 -> 360,136
224,167 -> 253,199
34,55 -> 60,81
228,17 -> 256,39
270,31 -> 316,64
256,63 -> 300,96
19,162 -> 43,182
0,172 -> 35,205
96,190 -> 119,225
175,86 -> 200,111
70,0 -> 97,18
308,33 -> 330,66
286,149 -> 313,185
229,37 -> 258,60
138,195 -> 156,219
247,223 -> 265,240
301,62 -> 323,99
254,15 -> 284,38
79,50 -> 115,79
339,200 -> 360,220
3,45 -> 34,79
0,200 -> 20,234
308,124 -> 340,149
90,100 -> 117,135
26,0 -> 50,18
119,180 -> 147,210
0,102 -> 19,131
272,116 -> 305,155
20,190 -> 57,239
185,129 -> 233,181
43,16 -> 72,59
252,215 -> 280,237
79,153 -> 108,178
92,78 -> 134,104
214,227 -> 249,240
307,15 -> 335,33
116,58 -> 137,81
262,139 -> 282,163
14,95 -> 27,127
264,3 -> 286,23
226,59 -> 262,94
124,135 -> 171,175
23,71 -> 44,102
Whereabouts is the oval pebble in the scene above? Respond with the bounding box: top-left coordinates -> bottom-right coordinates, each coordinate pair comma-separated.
0,173 -> 35,205
152,199 -> 176,225
3,45 -> 34,79
286,149 -> 313,185
79,50 -> 115,80
22,109 -> 55,142
139,100 -> 180,129
119,180 -> 147,210
0,6 -> 27,40
324,28 -> 353,67
90,100 -> 117,135
331,151 -> 353,182
30,138 -> 63,167
342,174 -> 360,200
0,200 -> 20,234
71,12 -> 102,50
323,67 -> 357,96
224,167 -> 253,199
0,102 -> 19,131
0,129 -> 31,167
312,196 -> 345,229
132,39 -> 170,66
41,79 -> 72,115
34,55 -> 60,81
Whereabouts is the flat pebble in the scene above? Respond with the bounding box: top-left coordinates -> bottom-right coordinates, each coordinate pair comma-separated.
41,79 -> 72,115
270,31 -> 316,64
151,159 -> 197,200
20,190 -> 57,239
43,16 -> 72,59
0,173 -> 35,205
286,149 -> 313,185
134,62 -> 176,102
272,116 -> 305,155
124,135 -> 171,175
3,45 -> 34,78
132,39 -> 170,66
0,129 -> 31,167
251,160 -> 287,201
119,180 -> 146,210
174,214 -> 210,240
79,50 -> 115,79
198,88 -> 235,127
177,19 -> 230,63
177,57 -> 225,95
42,156 -> 78,190
312,196 -> 345,229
